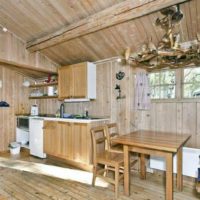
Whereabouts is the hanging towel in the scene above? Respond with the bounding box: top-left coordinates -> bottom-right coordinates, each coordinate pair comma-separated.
134,72 -> 151,110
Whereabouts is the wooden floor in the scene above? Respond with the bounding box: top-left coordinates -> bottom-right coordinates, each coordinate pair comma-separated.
0,149 -> 199,200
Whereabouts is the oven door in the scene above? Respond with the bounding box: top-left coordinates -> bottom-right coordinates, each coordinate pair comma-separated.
17,117 -> 29,131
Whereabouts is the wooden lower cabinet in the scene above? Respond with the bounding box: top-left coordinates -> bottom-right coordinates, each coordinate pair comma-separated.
43,121 -> 59,155
43,120 -> 93,170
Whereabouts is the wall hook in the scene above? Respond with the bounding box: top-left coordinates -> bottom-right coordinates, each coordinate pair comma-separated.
115,84 -> 126,100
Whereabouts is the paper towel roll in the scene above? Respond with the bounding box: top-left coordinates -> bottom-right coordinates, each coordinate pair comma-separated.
48,86 -> 54,96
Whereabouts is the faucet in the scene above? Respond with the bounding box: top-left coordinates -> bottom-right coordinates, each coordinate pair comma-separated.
85,110 -> 89,118
60,103 -> 65,118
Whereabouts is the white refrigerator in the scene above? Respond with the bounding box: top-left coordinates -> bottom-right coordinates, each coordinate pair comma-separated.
29,118 -> 46,158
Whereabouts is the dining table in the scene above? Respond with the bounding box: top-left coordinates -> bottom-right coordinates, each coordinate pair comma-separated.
112,130 -> 191,200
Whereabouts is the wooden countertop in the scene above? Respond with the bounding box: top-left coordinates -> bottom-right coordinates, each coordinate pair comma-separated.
17,115 -> 110,124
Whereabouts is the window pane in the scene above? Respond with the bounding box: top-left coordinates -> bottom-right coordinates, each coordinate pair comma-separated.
183,83 -> 200,98
160,71 -> 175,84
150,86 -> 160,99
184,68 -> 200,83
160,85 -> 175,99
149,70 -> 176,99
149,72 -> 160,85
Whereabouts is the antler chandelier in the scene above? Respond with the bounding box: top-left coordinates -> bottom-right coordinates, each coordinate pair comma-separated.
124,5 -> 200,70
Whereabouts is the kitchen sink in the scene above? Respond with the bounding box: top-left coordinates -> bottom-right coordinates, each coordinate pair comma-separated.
38,114 -> 57,118
36,114 -> 104,120
62,114 -> 102,120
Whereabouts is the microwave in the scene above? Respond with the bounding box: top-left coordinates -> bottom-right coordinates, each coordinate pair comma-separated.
17,116 -> 29,131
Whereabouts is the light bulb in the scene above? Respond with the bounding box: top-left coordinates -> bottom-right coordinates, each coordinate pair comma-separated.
2,27 -> 7,32
117,58 -> 122,62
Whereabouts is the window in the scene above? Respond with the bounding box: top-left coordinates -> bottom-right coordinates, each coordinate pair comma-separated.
183,67 -> 200,98
149,70 -> 176,99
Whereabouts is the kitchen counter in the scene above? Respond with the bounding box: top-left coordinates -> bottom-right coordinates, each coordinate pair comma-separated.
34,116 -> 109,123
16,115 -> 110,123
42,116 -> 109,171
16,114 -> 109,171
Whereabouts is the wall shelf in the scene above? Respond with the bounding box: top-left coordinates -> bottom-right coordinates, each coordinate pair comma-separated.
29,95 -> 58,99
0,58 -> 57,79
29,81 -> 58,99
29,81 -> 58,88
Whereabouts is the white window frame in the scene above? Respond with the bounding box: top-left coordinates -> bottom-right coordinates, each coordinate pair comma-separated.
149,69 -> 176,100
149,66 -> 200,103
182,66 -> 200,99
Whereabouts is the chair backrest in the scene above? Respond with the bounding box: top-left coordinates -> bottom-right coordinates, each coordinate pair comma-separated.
105,123 -> 119,150
90,126 -> 107,163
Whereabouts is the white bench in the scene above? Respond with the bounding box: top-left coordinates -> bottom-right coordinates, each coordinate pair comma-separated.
150,147 -> 200,178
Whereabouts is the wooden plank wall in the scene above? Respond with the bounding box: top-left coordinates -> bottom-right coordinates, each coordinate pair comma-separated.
137,102 -> 200,148
64,59 -> 199,149
0,31 -> 58,71
0,31 -> 59,152
0,65 -> 60,152
64,59 -> 136,134
0,66 -> 30,151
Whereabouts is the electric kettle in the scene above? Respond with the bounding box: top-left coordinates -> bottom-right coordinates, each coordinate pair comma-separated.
31,105 -> 39,116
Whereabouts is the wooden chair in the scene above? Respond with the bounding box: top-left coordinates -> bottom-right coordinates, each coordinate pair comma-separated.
105,123 -> 123,153
105,123 -> 138,170
90,126 -> 124,198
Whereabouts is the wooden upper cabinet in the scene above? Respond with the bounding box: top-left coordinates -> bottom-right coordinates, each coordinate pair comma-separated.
72,63 -> 87,98
58,62 -> 96,100
58,66 -> 72,99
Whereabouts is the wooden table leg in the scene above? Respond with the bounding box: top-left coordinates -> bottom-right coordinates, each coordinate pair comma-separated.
177,147 -> 183,191
124,145 -> 130,196
166,153 -> 173,200
140,154 -> 146,179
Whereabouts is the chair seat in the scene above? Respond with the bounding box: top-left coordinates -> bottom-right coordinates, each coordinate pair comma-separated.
97,151 -> 124,166
109,142 -> 138,171
110,143 -> 123,153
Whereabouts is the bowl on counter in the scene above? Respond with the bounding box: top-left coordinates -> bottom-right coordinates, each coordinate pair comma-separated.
63,113 -> 72,118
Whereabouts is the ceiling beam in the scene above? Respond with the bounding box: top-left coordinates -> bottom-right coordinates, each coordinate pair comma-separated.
27,0 -> 189,52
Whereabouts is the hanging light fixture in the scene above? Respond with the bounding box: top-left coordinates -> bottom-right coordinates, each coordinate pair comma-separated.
123,4 -> 200,71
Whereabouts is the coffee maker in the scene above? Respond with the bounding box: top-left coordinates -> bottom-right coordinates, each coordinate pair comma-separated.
31,104 -> 39,116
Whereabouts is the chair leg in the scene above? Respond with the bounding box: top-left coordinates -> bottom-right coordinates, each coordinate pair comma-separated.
92,165 -> 97,186
115,165 -> 119,199
103,164 -> 108,177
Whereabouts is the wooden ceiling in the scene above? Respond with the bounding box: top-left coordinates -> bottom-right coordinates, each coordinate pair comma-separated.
0,0 -> 199,66
0,0 -> 122,41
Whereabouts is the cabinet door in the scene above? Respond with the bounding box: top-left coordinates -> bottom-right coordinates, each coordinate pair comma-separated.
58,66 -> 73,99
57,121 -> 73,159
73,123 -> 90,164
72,63 -> 87,98
57,122 -> 90,165
43,121 -> 60,156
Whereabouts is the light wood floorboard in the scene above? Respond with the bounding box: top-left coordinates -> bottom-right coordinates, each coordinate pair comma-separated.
0,149 -> 199,200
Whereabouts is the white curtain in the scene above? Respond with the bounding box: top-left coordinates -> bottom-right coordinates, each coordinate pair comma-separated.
134,72 -> 151,110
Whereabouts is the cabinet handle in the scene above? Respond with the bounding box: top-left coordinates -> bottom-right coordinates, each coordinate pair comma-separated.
58,122 -> 70,125
43,126 -> 56,129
